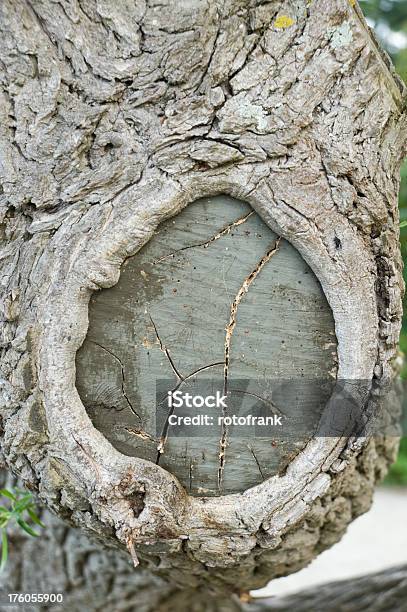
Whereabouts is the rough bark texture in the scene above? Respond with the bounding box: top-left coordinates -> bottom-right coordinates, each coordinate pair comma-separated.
0,0 -> 406,595
253,565 -> 407,612
1,472 -> 406,612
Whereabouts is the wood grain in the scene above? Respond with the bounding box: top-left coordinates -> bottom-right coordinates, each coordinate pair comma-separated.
76,196 -> 338,495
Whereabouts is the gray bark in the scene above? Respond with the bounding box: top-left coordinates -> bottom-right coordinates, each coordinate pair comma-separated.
0,0 -> 406,597
253,565 -> 407,612
0,470 -> 406,612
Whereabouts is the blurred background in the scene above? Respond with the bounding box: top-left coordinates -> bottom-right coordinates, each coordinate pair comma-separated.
360,0 -> 407,486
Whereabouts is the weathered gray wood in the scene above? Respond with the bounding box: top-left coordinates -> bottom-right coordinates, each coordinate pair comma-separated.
76,195 -> 337,495
0,0 -> 405,596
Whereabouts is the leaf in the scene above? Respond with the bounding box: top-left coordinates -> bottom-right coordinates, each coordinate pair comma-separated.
274,15 -> 295,29
27,509 -> 45,529
0,531 -> 8,573
14,488 -> 28,496
400,220 -> 407,228
0,518 -> 9,529
0,490 -> 16,502
13,495 -> 33,514
17,518 -> 39,538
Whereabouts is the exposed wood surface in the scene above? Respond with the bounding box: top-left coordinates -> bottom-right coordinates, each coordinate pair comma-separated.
76,195 -> 337,495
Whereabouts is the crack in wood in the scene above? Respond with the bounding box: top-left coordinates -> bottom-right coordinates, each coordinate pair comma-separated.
223,238 -> 282,392
124,427 -> 156,443
149,314 -> 225,464
89,340 -> 141,421
228,388 -> 286,418
248,445 -> 265,481
155,360 -> 224,463
218,237 -> 282,491
151,211 -> 254,264
149,314 -> 184,381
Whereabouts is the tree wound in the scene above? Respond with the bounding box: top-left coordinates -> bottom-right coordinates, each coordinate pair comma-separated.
76,196 -> 338,496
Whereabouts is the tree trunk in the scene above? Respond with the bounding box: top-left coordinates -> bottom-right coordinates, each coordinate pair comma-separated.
0,0 -> 406,600
252,565 -> 407,612
1,472 -> 406,612
0,471 -> 235,612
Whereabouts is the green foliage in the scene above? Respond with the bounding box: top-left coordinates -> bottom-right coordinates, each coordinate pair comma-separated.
385,438 -> 407,485
0,488 -> 45,572
360,0 -> 407,79
360,0 -> 407,26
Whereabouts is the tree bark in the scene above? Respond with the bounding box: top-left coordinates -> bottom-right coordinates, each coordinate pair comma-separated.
1,472 -> 406,612
0,0 -> 406,598
252,565 -> 407,612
